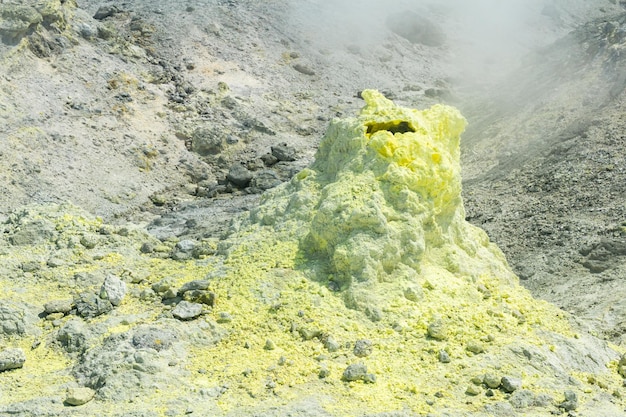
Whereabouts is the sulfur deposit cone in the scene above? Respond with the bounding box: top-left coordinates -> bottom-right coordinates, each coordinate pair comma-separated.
207,90 -> 625,416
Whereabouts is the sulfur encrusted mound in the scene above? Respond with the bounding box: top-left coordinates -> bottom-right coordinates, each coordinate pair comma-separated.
1,92 -> 624,417
216,90 -> 625,415
247,90 -> 516,319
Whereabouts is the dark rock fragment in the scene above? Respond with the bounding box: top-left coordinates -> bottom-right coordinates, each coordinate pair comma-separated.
353,339 -> 373,358
250,170 -> 282,190
293,63 -> 315,76
74,292 -> 113,319
271,143 -> 297,162
93,5 -> 121,20
559,390 -> 578,411
342,363 -> 376,383
227,164 -> 253,188
260,153 -> 278,166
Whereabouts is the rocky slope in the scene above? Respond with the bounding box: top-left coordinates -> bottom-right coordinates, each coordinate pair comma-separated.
460,10 -> 626,345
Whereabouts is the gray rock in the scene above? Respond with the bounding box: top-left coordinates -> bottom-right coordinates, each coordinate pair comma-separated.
46,257 -> 65,268
560,390 -> 578,411
80,234 -> 100,249
57,319 -> 90,354
509,389 -> 535,409
227,164 -> 253,188
65,387 -> 95,406
192,127 -> 225,156
75,292 -> 113,319
403,286 -> 422,302
182,290 -> 216,306
483,373 -> 501,389
152,278 -> 174,294
172,301 -> 203,320
0,302 -> 38,337
140,242 -> 155,254
176,240 -> 196,253
271,143 -> 297,161
21,261 -> 41,272
0,303 -> 27,336
217,312 -> 232,323
427,320 -> 447,340
619,353 -> 626,377
9,220 -> 53,245
178,279 -> 210,294
465,385 -> 481,396
438,350 -> 450,363
77,22 -> 97,40
44,299 -> 72,314
0,5 -> 43,44
93,5 -> 120,20
342,363 -> 375,383
260,153 -> 278,166
324,336 -> 340,353
0,348 -> 26,371
353,339 -> 373,358
501,376 -> 522,393
100,274 -> 127,306
293,63 -> 316,76
466,340 -> 485,354
250,170 -> 282,190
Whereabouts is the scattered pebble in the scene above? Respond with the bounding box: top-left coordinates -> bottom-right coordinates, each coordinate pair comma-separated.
292,63 -> 315,76
227,164 -> 253,188
178,280 -> 210,294
501,376 -> 522,393
100,274 -> 127,306
75,292 -> 113,318
65,387 -> 95,406
319,365 -> 330,379
438,350 -> 450,363
172,301 -> 203,320
466,340 -> 485,354
324,336 -> 340,353
560,390 -> 578,411
484,373 -> 501,389
44,299 -> 72,315
427,320 -> 447,340
342,363 -> 375,383
271,143 -> 297,162
353,339 -> 373,357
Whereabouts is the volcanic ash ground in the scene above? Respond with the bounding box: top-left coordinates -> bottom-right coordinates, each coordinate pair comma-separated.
0,90 -> 625,417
